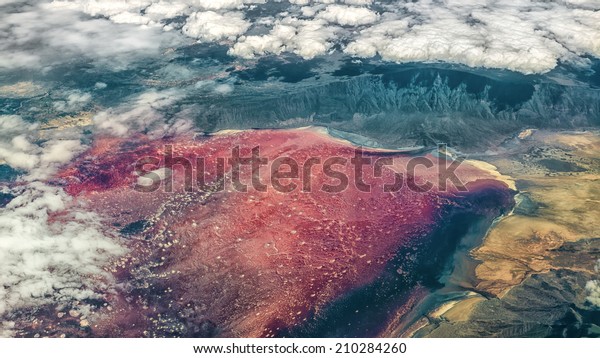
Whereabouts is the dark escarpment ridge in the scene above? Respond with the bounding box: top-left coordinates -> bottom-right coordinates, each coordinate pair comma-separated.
190,64 -> 600,149
3,61 -> 599,151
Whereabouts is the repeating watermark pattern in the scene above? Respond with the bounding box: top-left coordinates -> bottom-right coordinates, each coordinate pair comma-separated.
133,145 -> 468,194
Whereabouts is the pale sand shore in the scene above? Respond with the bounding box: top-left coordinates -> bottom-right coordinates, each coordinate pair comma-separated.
464,159 -> 517,191
441,296 -> 486,322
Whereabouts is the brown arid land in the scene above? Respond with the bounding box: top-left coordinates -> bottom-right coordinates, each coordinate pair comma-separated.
409,129 -> 600,337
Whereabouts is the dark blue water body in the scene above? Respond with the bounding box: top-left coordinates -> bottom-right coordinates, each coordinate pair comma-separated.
233,56 -> 324,83
278,185 -> 514,338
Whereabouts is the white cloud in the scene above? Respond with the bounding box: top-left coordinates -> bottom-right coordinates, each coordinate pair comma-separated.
317,4 -> 378,26
144,1 -> 192,20
214,83 -> 234,94
0,1 -> 182,70
51,0 -> 152,17
40,139 -> 83,164
0,116 -> 86,180
0,182 -> 126,325
343,0 -> 373,5
347,9 -> 565,74
586,260 -> 600,308
93,89 -> 191,138
182,11 -> 250,41
344,17 -> 411,58
0,115 -> 126,333
188,0 -> 246,10
0,321 -> 15,338
53,91 -> 92,112
230,17 -> 337,59
587,280 -> 600,307
1,0 -> 598,73
228,23 -> 296,58
0,117 -> 40,173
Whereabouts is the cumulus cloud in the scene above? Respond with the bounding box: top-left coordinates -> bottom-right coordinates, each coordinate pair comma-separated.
182,11 -> 250,41
188,0 -> 247,10
230,17 -> 337,59
53,91 -> 92,113
0,117 -> 40,173
0,321 -> 15,337
586,259 -> 600,308
0,182 -> 125,320
93,89 -> 192,138
344,0 -> 600,73
342,0 -> 373,4
27,0 -> 597,74
0,115 -> 126,335
317,4 -> 378,26
143,1 -> 191,21
587,280 -> 600,307
214,83 -> 234,94
0,116 -> 86,180
0,1 -> 182,70
1,1 -> 598,73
